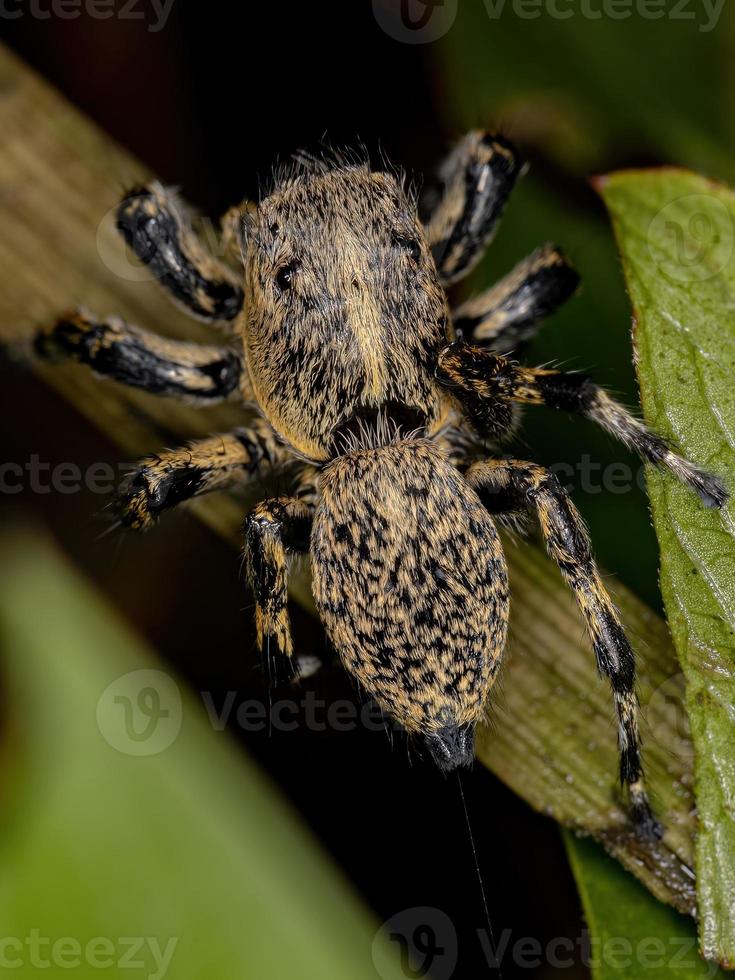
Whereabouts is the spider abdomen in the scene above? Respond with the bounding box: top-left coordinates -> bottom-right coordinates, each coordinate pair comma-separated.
311,438 -> 509,768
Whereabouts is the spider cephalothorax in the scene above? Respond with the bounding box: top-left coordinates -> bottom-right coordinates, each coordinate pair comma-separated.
35,131 -> 728,838
241,165 -> 452,461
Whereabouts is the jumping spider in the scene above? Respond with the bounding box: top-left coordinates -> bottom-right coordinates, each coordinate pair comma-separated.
34,132 -> 728,838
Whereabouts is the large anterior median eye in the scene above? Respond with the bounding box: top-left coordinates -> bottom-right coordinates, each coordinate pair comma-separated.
392,232 -> 422,263
275,260 -> 299,292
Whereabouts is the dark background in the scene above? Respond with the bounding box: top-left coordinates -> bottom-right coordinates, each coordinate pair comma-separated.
4,1 -> 733,976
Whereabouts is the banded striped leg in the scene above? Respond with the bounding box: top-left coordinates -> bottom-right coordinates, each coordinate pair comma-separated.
244,497 -> 313,684
436,341 -> 729,507
34,309 -> 246,403
452,244 -> 580,352
426,131 -> 525,286
117,422 -> 283,530
117,182 -> 245,327
466,459 -> 661,839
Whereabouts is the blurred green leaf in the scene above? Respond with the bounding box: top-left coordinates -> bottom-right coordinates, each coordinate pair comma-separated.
598,169 -> 735,968
437,4 -> 735,182
565,831 -> 728,979
0,526 -> 402,980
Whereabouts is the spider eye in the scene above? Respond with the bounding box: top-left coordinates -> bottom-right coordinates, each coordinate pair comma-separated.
392,233 -> 422,263
275,261 -> 298,292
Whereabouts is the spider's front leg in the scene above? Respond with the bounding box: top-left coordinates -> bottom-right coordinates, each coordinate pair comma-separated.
425,131 -> 525,287
34,309 -> 247,403
244,497 -> 312,685
452,243 -> 580,353
466,458 -> 661,839
437,341 -> 729,507
117,421 -> 283,530
116,182 -> 245,327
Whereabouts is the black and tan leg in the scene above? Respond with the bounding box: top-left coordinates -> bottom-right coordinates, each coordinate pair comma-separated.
244,497 -> 313,684
34,309 -> 246,403
117,181 -> 244,325
426,131 -> 525,286
452,244 -> 580,351
437,341 -> 729,507
466,458 -> 660,838
117,421 -> 283,530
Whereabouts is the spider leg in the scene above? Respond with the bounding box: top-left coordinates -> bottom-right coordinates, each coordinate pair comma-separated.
34,309 -> 248,403
436,341 -> 729,508
452,244 -> 580,352
244,496 -> 313,685
117,422 -> 283,530
116,182 -> 244,326
466,458 -> 661,839
425,131 -> 525,287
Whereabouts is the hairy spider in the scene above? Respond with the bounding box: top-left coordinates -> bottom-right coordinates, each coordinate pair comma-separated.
34,132 -> 727,838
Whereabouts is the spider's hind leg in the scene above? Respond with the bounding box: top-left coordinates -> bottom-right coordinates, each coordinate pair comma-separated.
466,458 -> 662,840
244,497 -> 313,685
426,131 -> 525,287
117,182 -> 244,326
34,309 -> 246,403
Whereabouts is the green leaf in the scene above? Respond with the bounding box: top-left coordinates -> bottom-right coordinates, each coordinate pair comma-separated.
0,526 -> 404,980
597,169 -> 735,968
565,831 -> 728,979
